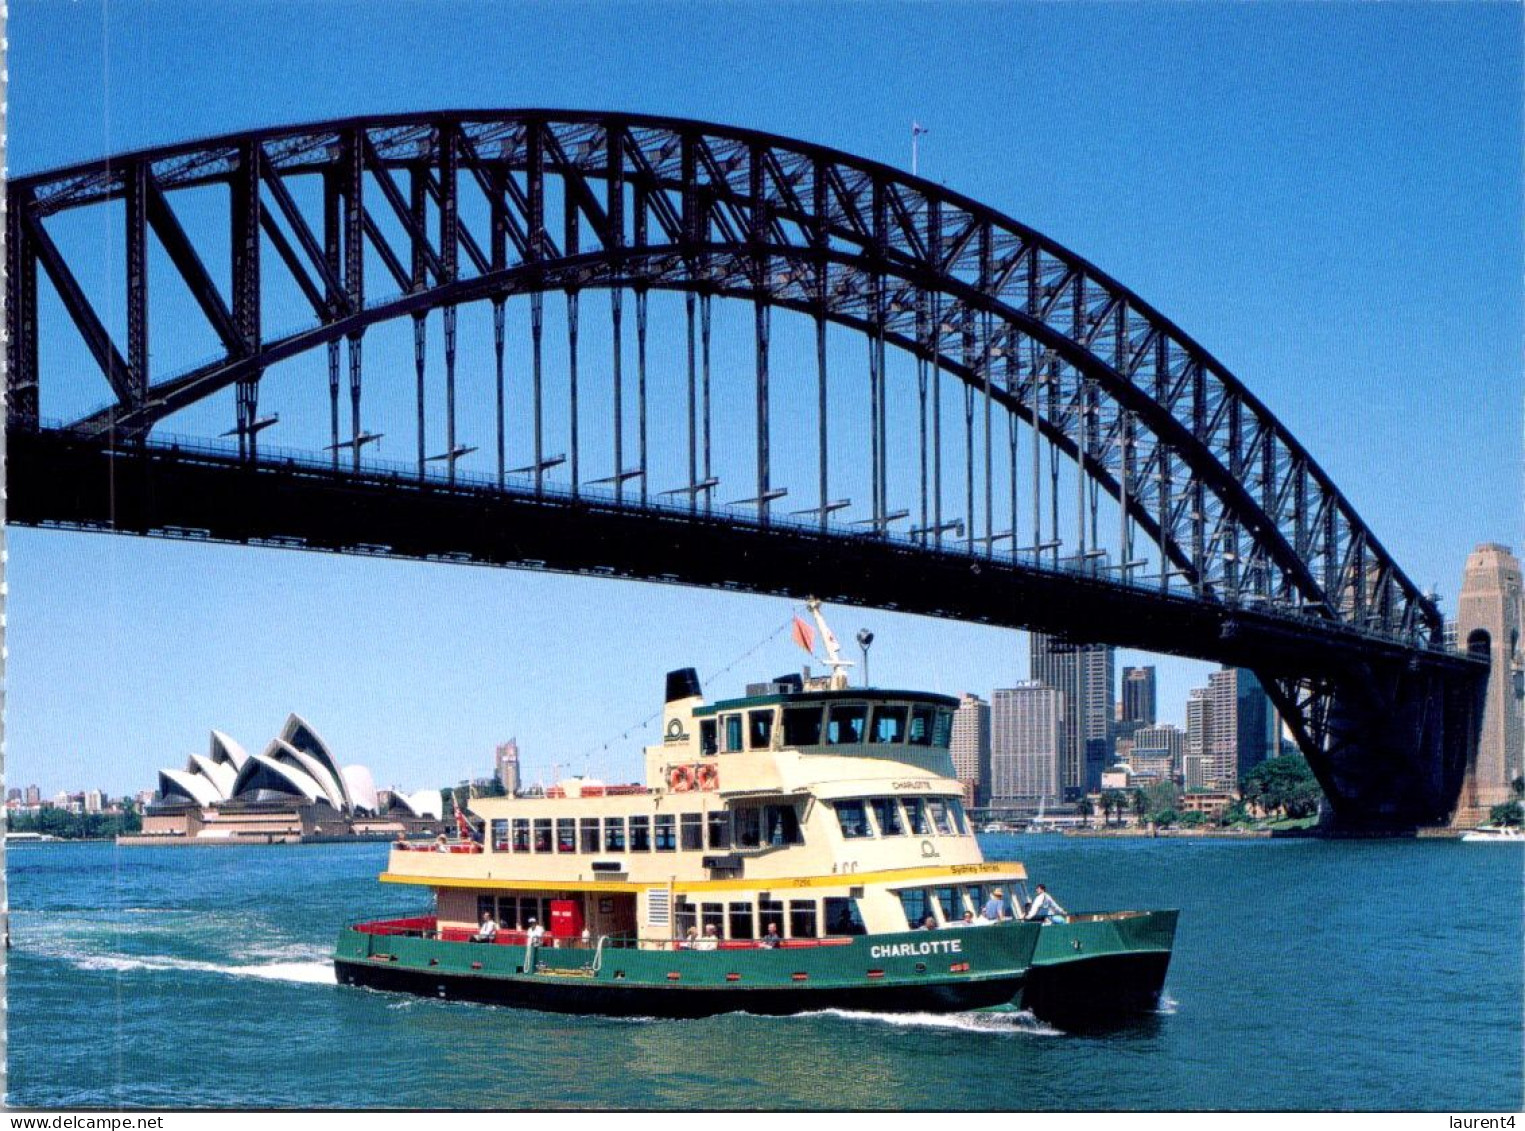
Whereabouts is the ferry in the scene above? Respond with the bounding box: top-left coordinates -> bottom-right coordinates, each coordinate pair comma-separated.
335,604 -> 1177,1024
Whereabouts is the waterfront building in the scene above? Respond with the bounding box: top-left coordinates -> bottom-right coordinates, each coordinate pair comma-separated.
495,738 -> 522,796
949,693 -> 992,806
990,682 -> 1064,811
1030,632 -> 1115,797
1455,544 -> 1524,821
85,790 -> 103,814
6,789 -> 18,803
131,714 -> 444,845
24,785 -> 40,806
1131,724 -> 1185,782
1184,690 -> 1212,789
1179,791 -> 1236,820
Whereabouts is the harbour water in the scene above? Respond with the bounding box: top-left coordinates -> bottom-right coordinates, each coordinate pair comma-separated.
8,835 -> 1521,1110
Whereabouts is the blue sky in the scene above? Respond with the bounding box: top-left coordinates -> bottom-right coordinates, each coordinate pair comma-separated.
9,1 -> 1521,796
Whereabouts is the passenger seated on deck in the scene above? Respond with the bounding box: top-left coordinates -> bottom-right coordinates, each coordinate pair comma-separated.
433,834 -> 450,853
952,910 -> 976,928
760,923 -> 782,948
473,911 -> 499,943
981,888 -> 1007,922
922,916 -> 938,930
1024,883 -> 1068,923
694,925 -> 720,951
679,926 -> 700,949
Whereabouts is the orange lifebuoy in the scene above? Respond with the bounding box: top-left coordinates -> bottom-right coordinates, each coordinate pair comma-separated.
695,763 -> 719,792
668,764 -> 695,793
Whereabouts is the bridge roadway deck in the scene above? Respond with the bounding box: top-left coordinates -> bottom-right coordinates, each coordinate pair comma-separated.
7,426 -> 1476,686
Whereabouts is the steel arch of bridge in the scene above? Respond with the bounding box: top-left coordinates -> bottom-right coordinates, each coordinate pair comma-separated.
5,110 -> 1487,826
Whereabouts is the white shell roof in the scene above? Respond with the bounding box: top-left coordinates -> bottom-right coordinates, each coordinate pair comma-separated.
158,768 -> 222,807
231,751 -> 328,804
341,765 -> 378,815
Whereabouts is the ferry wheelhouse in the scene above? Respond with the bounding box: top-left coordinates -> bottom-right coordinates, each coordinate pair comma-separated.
336,608 -> 1176,1022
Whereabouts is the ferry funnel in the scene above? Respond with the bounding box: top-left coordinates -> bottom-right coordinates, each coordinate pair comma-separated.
665,668 -> 703,703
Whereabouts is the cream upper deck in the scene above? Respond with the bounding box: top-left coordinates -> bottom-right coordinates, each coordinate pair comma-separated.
383,678 -> 1012,896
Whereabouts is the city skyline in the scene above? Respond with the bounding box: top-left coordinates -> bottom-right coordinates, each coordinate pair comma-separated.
9,2 -> 1519,801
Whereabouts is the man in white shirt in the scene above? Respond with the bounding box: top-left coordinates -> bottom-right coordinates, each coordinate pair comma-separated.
1024,883 -> 1067,922
473,910 -> 499,943
526,917 -> 546,945
694,924 -> 720,951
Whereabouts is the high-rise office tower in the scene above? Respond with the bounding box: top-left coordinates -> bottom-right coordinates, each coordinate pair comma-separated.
949,693 -> 992,807
495,739 -> 522,796
1457,544 -> 1524,815
1185,668 -> 1276,790
1120,666 -> 1157,740
1184,688 -> 1212,789
1030,632 -> 1114,797
990,683 -> 1064,809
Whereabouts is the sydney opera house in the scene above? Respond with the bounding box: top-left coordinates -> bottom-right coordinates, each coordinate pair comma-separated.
123,714 -> 445,845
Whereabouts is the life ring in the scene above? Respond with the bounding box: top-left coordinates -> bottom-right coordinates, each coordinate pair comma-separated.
695,763 -> 719,792
668,764 -> 695,793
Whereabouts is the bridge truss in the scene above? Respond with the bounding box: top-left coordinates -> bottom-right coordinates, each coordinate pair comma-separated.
5,111 -> 1487,826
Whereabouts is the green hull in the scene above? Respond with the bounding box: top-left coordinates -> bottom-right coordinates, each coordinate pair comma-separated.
335,920 -> 1041,1018
1017,910 -> 1179,1025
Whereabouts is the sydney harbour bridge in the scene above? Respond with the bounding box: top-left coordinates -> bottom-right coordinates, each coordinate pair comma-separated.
5,110 -> 1488,828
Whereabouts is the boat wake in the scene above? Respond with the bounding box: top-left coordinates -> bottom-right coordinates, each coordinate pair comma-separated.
66,952 -> 336,985
800,1007 -> 1063,1036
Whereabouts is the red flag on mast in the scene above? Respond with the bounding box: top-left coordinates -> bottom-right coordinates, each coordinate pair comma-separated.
791,615 -> 816,656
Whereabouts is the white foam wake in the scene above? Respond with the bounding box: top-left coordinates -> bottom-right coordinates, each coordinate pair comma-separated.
71,952 -> 336,985
800,1007 -> 1063,1036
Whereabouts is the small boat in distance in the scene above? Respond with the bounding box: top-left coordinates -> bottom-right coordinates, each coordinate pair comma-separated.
335,601 -> 1177,1024
1460,825 -> 1523,842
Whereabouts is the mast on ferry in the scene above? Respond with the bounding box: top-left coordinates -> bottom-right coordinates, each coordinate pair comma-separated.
806,598 -> 853,690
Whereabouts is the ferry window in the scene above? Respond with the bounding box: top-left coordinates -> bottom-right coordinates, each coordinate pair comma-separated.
701,902 -> 725,938
782,705 -> 824,746
763,804 -> 802,846
655,813 -> 677,852
603,816 -> 627,853
759,898 -> 785,939
675,897 -> 697,940
927,799 -> 955,836
947,799 -> 970,835
789,899 -> 818,939
932,709 -> 954,748
533,818 -> 553,853
477,895 -> 496,922
511,818 -> 530,853
869,797 -> 904,836
700,720 -> 718,756
556,818 -> 576,854
965,884 -> 987,914
897,888 -> 931,929
628,815 -> 651,852
706,811 -> 732,849
491,819 -> 510,852
579,817 -> 600,854
826,704 -> 867,744
934,886 -> 961,921
724,714 -> 744,753
833,799 -> 873,839
869,705 -> 908,743
748,710 -> 775,750
908,706 -> 935,746
903,797 -> 931,835
735,807 -> 762,848
681,813 -> 704,851
824,897 -> 867,936
728,902 -> 755,940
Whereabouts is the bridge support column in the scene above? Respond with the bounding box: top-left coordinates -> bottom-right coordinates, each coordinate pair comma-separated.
1267,660 -> 1487,830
